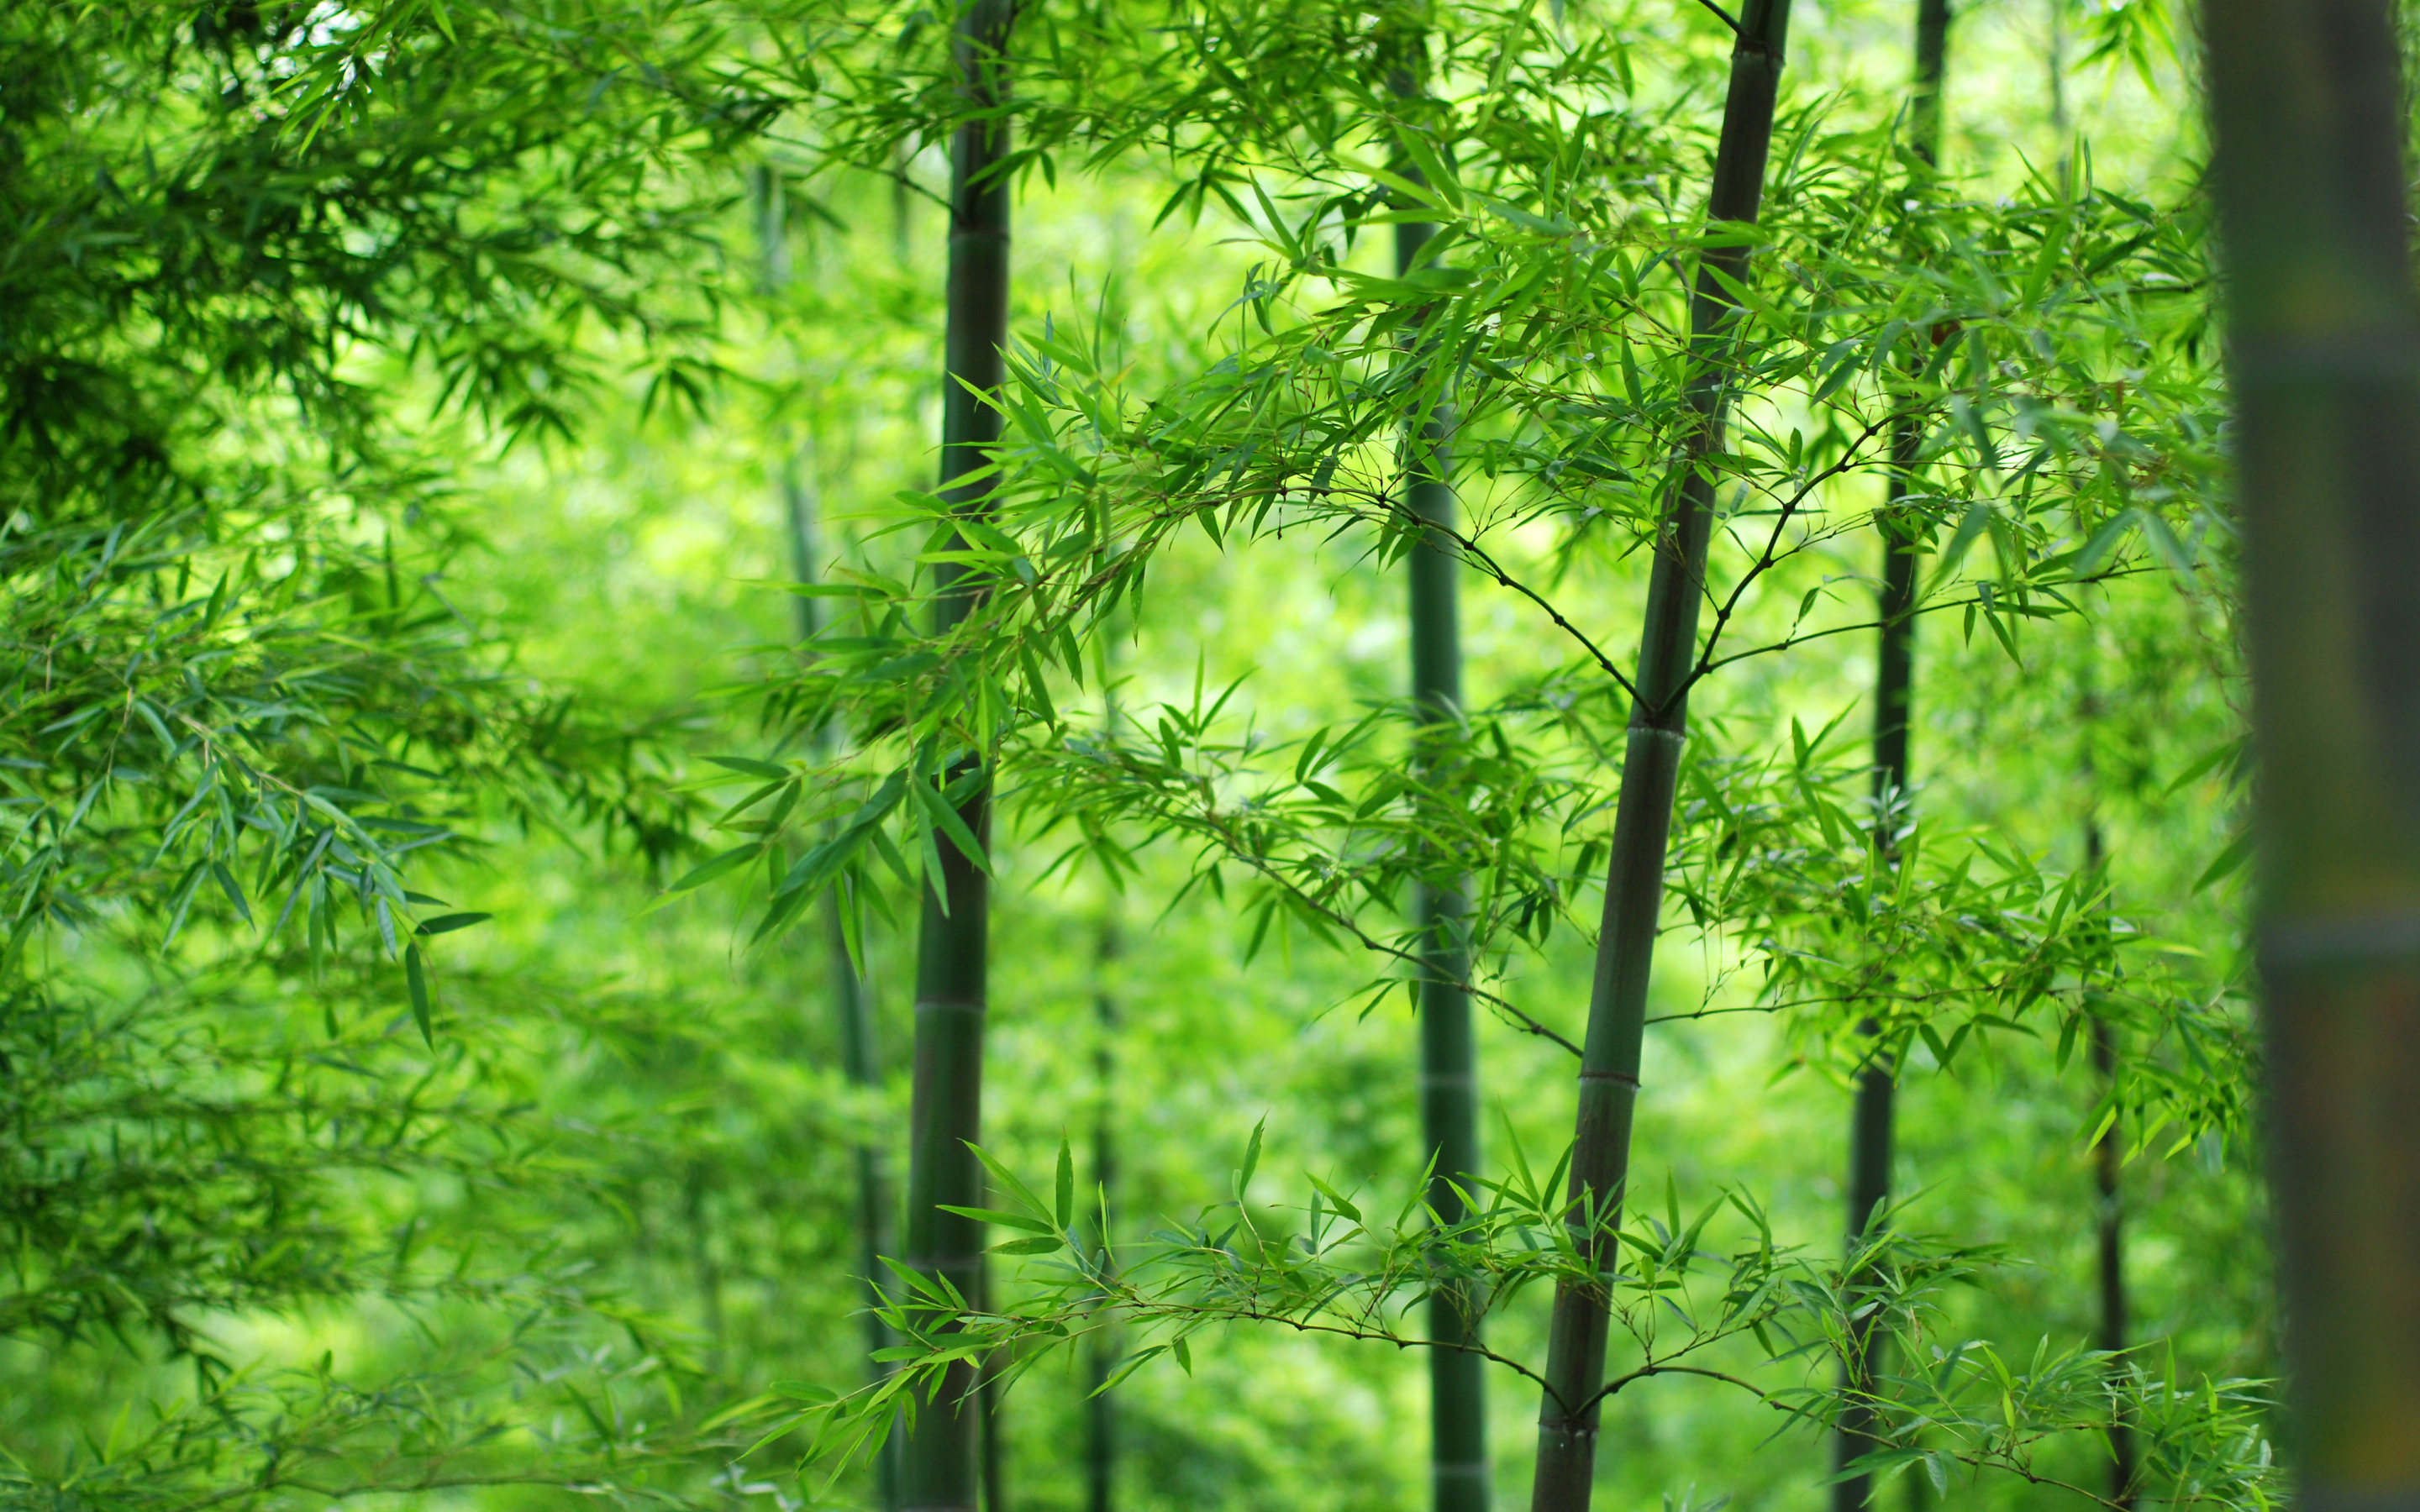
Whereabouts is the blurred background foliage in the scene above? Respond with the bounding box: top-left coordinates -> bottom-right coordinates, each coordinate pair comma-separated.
2,2 -> 2262,1512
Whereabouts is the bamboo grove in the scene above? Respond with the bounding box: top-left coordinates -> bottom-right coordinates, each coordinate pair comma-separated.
3,1 -> 2403,1512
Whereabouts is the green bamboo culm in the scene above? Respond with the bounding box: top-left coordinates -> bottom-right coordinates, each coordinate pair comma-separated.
2205,0 -> 2420,1498
1400,216 -> 1490,1512
1831,2 -> 1945,1505
980,1282 -> 1007,1512
1528,3 -> 1791,1508
901,3 -> 1013,1509
1087,912 -> 1120,1512
2056,15 -> 2129,1502
2077,638 -> 2133,1511
758,163 -> 902,1512
2087,985 -> 2132,1506
797,447 -> 907,1512
1087,632 -> 1124,1512
1385,18 -> 1489,1512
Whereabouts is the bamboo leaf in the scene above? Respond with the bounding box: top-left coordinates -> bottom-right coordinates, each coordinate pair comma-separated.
708,754 -> 792,780
969,1142 -> 1052,1222
413,911 -> 493,936
1055,1139 -> 1075,1231
405,945 -> 432,1047
913,769 -> 991,874
660,843 -> 766,900
938,1205 -> 1055,1235
1305,1173 -> 1362,1225
2194,828 -> 2254,891
1924,500 -> 1994,597
211,862 -> 253,927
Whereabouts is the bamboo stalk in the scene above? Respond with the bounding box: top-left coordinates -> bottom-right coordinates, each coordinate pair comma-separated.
761,161 -> 902,1512
1087,637 -> 1124,1512
1382,24 -> 1491,1501
1400,207 -> 1490,1512
1386,24 -> 1489,1505
979,1268 -> 1006,1512
1087,910 -> 1120,1512
2205,0 -> 2420,1497
1829,1042 -> 1895,1511
901,3 -> 1013,1509
2053,18 -> 2130,1501
2088,1006 -> 2133,1507
1831,4 -> 1945,1504
795,465 -> 905,1512
1527,5 -> 1792,1508
2077,641 -> 2133,1509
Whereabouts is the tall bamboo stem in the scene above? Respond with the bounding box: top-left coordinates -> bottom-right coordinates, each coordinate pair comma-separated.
1527,5 -> 1791,1508
2087,1006 -> 2133,1505
1400,206 -> 1489,1512
2206,0 -> 2420,1497
901,3 -> 1013,1509
1087,911 -> 1121,1512
1831,4 -> 1945,1505
1384,24 -> 1490,1502
2046,0 -> 2070,192
760,161 -> 902,1512
2077,637 -> 2133,1509
1086,636 -> 1124,1512
979,1266 -> 1005,1512
2060,8 -> 2128,1486
795,463 -> 904,1512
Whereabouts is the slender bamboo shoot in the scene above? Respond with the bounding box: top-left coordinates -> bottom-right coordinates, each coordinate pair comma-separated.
1832,4 -> 1944,1503
901,3 -> 1013,1507
1401,207 -> 1489,1512
1528,5 -> 1793,1507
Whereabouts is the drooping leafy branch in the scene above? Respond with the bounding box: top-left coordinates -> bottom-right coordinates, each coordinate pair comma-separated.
752,1131 -> 2273,1512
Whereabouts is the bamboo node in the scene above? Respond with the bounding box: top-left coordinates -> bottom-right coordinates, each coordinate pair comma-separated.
2259,906 -> 2420,971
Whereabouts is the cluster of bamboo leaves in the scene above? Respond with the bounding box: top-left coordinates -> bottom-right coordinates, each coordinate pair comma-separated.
0,2 -> 844,1505
767,1124 -> 2269,1509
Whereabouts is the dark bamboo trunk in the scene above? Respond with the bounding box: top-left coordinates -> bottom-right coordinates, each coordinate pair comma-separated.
2075,647 -> 2133,1503
901,3 -> 1013,1509
2088,1002 -> 2133,1507
1082,640 -> 1124,1512
893,140 -> 916,269
764,162 -> 903,1512
2206,0 -> 2420,1499
2077,663 -> 2134,1509
2062,18 -> 2123,1499
1527,6 -> 1792,1509
1087,912 -> 1120,1512
1830,449 -> 1915,1512
1399,210 -> 1490,1512
683,1159 -> 725,1370
1831,4 -> 1945,1505
799,486 -> 903,1512
979,1273 -> 1005,1512
1386,28 -> 1490,1501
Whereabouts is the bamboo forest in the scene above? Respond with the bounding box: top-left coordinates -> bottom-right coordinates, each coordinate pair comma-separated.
16,1 -> 2420,1511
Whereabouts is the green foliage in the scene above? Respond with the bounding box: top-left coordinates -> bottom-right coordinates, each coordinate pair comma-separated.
772,1133 -> 2270,1510
1674,728 -> 2253,1147
4,1 -> 2278,1510
0,2 -> 798,1506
